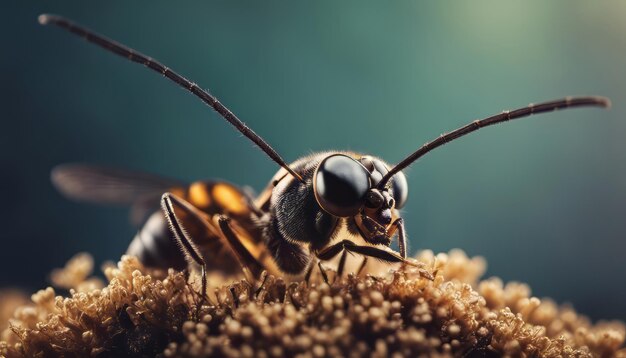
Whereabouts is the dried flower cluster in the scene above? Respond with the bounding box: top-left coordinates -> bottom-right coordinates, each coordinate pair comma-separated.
0,249 -> 624,357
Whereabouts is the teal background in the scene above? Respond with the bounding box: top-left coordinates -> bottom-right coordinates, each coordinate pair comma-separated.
1,2 -> 625,321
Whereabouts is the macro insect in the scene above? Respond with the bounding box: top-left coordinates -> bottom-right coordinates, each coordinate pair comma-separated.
40,14 -> 610,298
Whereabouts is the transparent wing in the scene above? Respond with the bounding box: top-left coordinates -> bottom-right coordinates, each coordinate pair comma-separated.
52,163 -> 187,226
52,163 -> 186,204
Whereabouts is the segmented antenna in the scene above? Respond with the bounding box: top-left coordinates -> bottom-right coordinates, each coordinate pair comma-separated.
39,14 -> 304,183
378,96 -> 611,189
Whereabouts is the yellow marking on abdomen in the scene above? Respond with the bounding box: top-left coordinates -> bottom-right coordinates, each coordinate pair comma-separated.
188,182 -> 212,209
212,183 -> 248,215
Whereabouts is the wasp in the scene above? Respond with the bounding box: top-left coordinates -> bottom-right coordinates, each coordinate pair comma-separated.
40,14 -> 610,297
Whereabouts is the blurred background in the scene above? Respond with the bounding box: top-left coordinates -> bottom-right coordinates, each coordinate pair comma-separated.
1,1 -> 625,321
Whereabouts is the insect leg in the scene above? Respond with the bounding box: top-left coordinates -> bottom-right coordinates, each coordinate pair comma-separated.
316,239 -> 417,281
161,192 -> 209,298
356,257 -> 368,276
304,262 -> 315,284
217,215 -> 265,280
318,261 -> 329,284
387,218 -> 407,259
336,251 -> 348,279
341,241 -> 433,279
301,242 -> 340,283
302,260 -> 329,285
318,240 -> 408,265
341,241 -> 406,264
316,242 -> 346,261
255,271 -> 269,298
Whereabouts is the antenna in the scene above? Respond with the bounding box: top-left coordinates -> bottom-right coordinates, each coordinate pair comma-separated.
378,96 -> 611,189
39,14 -> 304,183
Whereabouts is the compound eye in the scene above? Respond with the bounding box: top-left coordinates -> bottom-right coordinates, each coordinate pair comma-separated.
391,171 -> 408,209
315,154 -> 370,217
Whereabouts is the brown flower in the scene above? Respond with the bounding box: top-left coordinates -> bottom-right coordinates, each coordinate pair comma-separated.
0,251 -> 624,357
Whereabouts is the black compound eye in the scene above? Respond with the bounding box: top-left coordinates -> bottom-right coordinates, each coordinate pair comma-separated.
315,154 -> 370,217
391,171 -> 408,209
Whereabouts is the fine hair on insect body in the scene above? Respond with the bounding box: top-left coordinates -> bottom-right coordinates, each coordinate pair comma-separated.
40,14 -> 611,298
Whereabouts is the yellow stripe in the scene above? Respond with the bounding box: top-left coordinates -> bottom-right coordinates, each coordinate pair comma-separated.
189,182 -> 211,209
212,183 -> 247,215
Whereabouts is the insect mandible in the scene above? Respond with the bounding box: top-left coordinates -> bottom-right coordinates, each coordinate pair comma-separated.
40,14 -> 611,297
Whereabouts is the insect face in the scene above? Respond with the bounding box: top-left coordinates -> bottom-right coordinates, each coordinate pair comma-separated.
313,153 -> 408,246
313,154 -> 407,214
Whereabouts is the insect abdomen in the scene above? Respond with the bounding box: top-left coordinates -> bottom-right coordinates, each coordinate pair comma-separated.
126,211 -> 187,271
